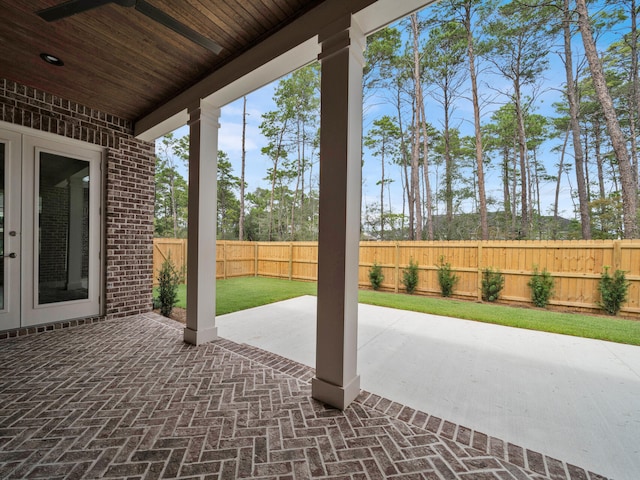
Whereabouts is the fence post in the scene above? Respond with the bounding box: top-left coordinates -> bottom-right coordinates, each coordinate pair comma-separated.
289,242 -> 293,281
254,243 -> 258,277
395,242 -> 400,293
477,242 -> 483,301
183,239 -> 188,285
613,240 -> 622,271
222,241 -> 227,279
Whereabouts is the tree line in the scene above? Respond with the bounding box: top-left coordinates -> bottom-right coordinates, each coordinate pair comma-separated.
154,63 -> 320,241
154,0 -> 640,241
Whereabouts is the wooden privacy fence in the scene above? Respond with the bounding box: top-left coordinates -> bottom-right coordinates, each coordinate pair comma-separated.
153,239 -> 640,317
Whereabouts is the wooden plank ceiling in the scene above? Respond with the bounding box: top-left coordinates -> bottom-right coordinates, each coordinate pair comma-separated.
0,0 -> 324,121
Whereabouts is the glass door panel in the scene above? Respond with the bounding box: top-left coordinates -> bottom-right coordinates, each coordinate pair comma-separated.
38,153 -> 90,305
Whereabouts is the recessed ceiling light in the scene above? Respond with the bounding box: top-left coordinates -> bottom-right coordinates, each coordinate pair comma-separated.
40,53 -> 64,66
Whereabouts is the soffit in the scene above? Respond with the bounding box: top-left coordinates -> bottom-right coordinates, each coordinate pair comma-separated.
0,0 -> 324,120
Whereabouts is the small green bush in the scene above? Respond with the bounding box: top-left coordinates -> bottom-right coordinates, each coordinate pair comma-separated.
482,268 -> 504,302
437,258 -> 458,297
402,258 -> 419,294
528,266 -> 555,308
369,261 -> 384,290
157,254 -> 180,317
598,267 -> 629,316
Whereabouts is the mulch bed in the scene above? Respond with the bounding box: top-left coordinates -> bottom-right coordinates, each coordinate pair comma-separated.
153,307 -> 187,324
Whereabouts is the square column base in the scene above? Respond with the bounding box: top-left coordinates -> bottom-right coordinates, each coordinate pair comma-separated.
183,326 -> 218,346
312,375 -> 361,410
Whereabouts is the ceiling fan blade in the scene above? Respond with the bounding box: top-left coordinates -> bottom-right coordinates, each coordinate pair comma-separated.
135,0 -> 223,55
37,0 -> 117,22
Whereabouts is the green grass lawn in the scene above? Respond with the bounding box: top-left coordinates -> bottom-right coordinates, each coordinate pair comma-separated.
358,289 -> 640,346
169,277 -> 317,315
160,277 -> 640,346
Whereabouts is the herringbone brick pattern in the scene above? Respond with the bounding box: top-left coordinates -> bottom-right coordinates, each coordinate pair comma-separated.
0,314 -> 607,479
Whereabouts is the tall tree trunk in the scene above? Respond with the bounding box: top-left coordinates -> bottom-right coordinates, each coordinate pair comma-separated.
278,177 -> 285,239
502,147 -> 512,238
411,13 -> 423,240
511,142 -> 518,237
290,120 -> 302,241
563,0 -> 591,238
630,0 -> 640,187
443,89 -> 453,239
576,0 -> 638,238
629,104 -> 639,190
582,128 -> 592,203
387,177 -> 393,225
419,98 -> 433,240
268,123 -> 287,241
594,118 -> 605,200
300,120 -> 306,215
514,85 -> 529,238
593,117 -> 608,226
239,96 -> 247,240
533,147 -> 541,238
465,0 -> 488,240
400,161 -> 408,237
268,162 -> 278,241
625,0 -> 639,189
411,103 -> 422,240
396,83 -> 413,239
380,140 -> 385,240
170,173 -> 178,238
404,158 -> 413,238
553,126 -> 570,239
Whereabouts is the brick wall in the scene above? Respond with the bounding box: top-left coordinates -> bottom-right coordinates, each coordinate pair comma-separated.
0,78 -> 155,319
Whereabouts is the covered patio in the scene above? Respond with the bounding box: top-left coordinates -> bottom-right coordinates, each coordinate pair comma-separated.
0,1 -> 625,478
0,313 -> 604,479
2,0 -> 440,413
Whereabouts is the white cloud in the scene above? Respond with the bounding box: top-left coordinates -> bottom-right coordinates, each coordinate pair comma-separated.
218,122 -> 261,154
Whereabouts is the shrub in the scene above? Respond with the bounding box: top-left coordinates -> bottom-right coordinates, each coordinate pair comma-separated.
157,254 -> 180,317
437,258 -> 458,297
598,267 -> 629,316
528,266 -> 555,308
481,268 -> 504,302
369,261 -> 384,290
402,258 -> 419,294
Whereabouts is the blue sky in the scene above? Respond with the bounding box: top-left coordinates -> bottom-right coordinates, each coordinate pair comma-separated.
170,83 -> 277,194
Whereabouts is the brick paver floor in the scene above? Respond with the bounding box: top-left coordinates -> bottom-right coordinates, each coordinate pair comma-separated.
0,313 -> 608,479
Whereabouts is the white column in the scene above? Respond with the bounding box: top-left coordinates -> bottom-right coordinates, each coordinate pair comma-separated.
312,16 -> 364,410
184,100 -> 220,345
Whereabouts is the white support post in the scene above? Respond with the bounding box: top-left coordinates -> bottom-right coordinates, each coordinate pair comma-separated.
184,100 -> 220,345
312,15 -> 364,410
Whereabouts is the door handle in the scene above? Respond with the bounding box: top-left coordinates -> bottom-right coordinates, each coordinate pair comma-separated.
4,253 -> 16,259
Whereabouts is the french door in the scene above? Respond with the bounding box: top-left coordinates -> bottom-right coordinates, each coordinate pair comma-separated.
0,126 -> 102,330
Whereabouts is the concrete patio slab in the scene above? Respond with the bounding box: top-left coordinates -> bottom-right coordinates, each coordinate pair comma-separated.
217,295 -> 640,480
